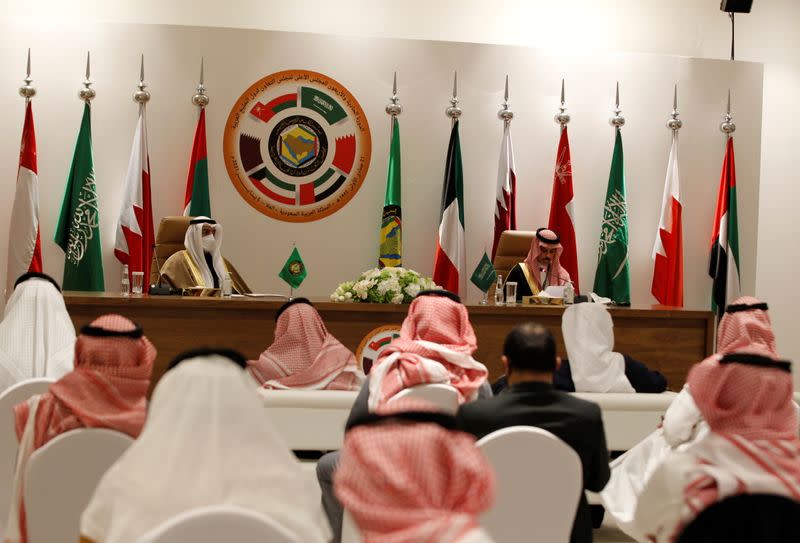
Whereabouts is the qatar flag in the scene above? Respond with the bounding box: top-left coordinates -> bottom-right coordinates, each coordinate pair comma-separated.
491,122 -> 516,260
114,104 -> 154,293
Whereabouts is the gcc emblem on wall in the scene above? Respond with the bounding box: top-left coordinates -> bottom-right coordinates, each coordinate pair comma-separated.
224,70 -> 372,222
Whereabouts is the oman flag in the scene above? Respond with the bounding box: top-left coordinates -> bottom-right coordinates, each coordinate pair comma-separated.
6,101 -> 42,297
548,125 -> 579,292
184,108 -> 211,216
114,103 -> 154,293
708,135 -> 740,317
491,121 -> 516,259
651,131 -> 683,307
433,120 -> 466,296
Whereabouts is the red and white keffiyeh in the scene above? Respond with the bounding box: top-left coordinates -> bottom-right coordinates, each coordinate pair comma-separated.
676,297 -> 800,536
368,295 -> 487,410
247,302 -> 364,390
334,398 -> 495,542
6,314 -> 155,543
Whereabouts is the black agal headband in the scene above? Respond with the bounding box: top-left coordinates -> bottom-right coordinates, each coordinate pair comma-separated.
719,353 -> 791,373
14,272 -> 61,292
80,322 -> 144,339
416,289 -> 461,304
536,228 -> 560,245
189,218 -> 217,225
725,302 -> 769,314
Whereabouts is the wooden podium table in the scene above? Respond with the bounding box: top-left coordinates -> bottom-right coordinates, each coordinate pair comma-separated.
64,293 -> 714,393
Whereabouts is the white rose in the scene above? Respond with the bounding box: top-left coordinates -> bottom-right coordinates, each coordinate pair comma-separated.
345,292 -> 352,299
404,283 -> 421,298
391,293 -> 404,304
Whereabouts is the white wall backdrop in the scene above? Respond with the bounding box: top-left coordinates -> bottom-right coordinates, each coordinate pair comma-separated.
1,0 -> 797,380
0,22 -> 762,311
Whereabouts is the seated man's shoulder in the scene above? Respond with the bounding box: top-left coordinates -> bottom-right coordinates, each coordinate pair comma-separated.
558,392 -> 604,419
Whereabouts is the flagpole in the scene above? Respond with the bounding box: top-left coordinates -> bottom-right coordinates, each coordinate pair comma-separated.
555,78 -> 570,129
79,51 -> 96,103
20,48 -> 35,102
192,57 -> 209,110
288,241 -> 295,301
446,71 -> 461,126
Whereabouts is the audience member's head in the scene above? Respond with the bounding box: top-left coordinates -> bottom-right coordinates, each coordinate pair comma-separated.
246,298 -> 363,390
561,303 -> 634,392
368,291 -> 488,409
0,272 -> 76,391
716,296 -> 777,357
14,314 -> 156,448
502,323 -> 557,382
335,397 -> 495,542
80,349 -> 331,543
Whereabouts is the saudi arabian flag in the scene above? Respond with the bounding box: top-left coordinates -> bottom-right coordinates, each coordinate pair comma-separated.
279,246 -> 307,289
378,116 -> 402,268
470,251 -> 497,293
54,103 -> 105,291
593,128 -> 630,305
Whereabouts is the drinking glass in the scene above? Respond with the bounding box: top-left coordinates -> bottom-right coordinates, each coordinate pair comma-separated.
131,271 -> 144,295
505,281 -> 518,304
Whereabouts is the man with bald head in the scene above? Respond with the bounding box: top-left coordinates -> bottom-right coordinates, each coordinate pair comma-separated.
506,227 -> 572,297
457,323 -> 609,543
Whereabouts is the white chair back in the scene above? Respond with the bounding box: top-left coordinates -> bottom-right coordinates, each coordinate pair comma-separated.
136,504 -> 299,543
477,426 -> 582,543
24,428 -> 134,543
392,384 -> 459,414
0,378 -> 54,537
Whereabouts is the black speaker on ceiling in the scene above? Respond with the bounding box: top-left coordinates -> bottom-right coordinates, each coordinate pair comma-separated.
720,0 -> 753,13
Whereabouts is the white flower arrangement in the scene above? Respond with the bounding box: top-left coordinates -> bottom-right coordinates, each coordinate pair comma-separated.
330,267 -> 440,304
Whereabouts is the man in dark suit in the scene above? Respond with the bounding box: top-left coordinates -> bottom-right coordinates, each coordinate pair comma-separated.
457,323 -> 610,543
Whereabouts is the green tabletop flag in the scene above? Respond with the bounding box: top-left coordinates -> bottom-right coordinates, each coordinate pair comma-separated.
279,246 -> 307,289
54,102 -> 105,291
593,128 -> 631,305
470,251 -> 497,293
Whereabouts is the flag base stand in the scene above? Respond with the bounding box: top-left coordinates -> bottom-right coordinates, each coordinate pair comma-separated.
288,287 -> 293,301
479,290 -> 488,305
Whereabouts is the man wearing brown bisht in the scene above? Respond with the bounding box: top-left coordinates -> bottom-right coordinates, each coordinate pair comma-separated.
159,216 -> 250,293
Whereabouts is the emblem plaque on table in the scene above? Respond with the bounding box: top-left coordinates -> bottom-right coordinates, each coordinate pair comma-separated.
224,70 -> 372,222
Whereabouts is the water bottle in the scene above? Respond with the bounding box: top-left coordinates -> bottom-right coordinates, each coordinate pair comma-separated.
494,275 -> 505,305
564,281 -> 575,305
221,273 -> 233,298
120,265 -> 130,296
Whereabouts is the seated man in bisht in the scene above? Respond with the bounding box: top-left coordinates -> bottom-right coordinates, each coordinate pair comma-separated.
247,298 -> 364,390
456,323 -> 610,543
316,289 -> 491,543
505,227 -> 571,298
5,314 -> 155,543
335,397 -> 496,542
159,216 -> 250,293
79,348 -> 330,543
0,272 -> 76,393
632,299 -> 799,542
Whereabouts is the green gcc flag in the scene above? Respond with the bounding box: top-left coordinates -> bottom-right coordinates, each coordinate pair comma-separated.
54,103 -> 105,291
279,247 -> 307,289
593,128 -> 630,305
378,116 -> 402,268
470,251 -> 496,293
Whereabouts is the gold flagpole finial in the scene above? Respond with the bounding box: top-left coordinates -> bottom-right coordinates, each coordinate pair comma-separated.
445,70 -> 462,120
386,71 -> 402,117
192,57 -> 209,108
610,81 -> 625,128
79,51 -> 96,103
133,54 -> 150,104
720,89 -> 736,134
19,48 -> 36,100
555,78 -> 570,127
498,75 -> 513,122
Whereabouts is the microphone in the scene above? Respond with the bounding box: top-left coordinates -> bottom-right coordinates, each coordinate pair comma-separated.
149,243 -> 176,295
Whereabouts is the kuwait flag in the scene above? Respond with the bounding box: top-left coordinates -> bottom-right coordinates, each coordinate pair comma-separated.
114,103 -> 154,293
708,136 -> 740,317
491,121 -> 516,259
5,101 -> 43,297
433,120 -> 465,296
651,131 -> 683,306
548,125 -> 579,292
184,108 -> 211,216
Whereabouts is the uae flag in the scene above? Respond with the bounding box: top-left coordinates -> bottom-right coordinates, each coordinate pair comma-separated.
651,131 -> 684,307
548,125 -> 579,292
491,121 -> 516,259
114,104 -> 154,293
378,116 -> 402,268
708,136 -> 740,317
432,120 -> 465,296
184,108 -> 211,217
593,128 -> 631,305
54,103 -> 105,291
5,101 -> 43,297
